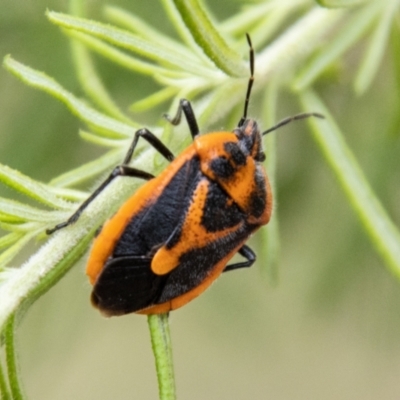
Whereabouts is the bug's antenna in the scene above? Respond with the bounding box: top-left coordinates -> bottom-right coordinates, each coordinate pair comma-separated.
262,112 -> 325,136
239,33 -> 254,127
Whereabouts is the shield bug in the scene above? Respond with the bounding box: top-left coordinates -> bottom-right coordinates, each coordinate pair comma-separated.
47,34 -> 323,316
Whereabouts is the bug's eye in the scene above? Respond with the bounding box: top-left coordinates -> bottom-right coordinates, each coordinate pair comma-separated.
255,152 -> 266,162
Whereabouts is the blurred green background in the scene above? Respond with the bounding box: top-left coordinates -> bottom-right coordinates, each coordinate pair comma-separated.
1,0 -> 400,399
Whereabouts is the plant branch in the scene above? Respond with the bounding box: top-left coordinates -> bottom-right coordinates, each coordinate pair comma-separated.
148,314 -> 176,400
299,90 -> 400,278
4,314 -> 24,400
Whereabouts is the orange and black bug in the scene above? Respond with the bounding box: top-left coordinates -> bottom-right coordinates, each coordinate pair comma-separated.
47,35 -> 323,316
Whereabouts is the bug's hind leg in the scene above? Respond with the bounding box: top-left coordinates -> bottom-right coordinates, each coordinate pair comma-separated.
223,245 -> 256,272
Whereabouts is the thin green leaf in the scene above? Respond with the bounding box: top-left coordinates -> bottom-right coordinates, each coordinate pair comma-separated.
79,130 -> 126,147
171,0 -> 246,77
316,0 -> 370,8
4,314 -> 24,400
47,11 -> 218,79
0,164 -> 69,209
130,87 -> 178,112
0,222 -> 36,234
0,233 -> 23,251
0,199 -> 51,223
160,0 -> 216,65
104,5 -> 200,61
220,2 -> 277,37
299,90 -> 400,278
70,39 -> 136,125
49,148 -> 123,188
3,56 -> 132,139
105,5 -> 167,38
63,29 -> 174,80
221,1 -> 305,39
354,0 -> 399,94
0,231 -> 39,270
148,314 -> 176,400
294,2 -> 380,90
68,0 -> 134,124
0,215 -> 25,224
47,187 -> 87,202
154,73 -> 214,96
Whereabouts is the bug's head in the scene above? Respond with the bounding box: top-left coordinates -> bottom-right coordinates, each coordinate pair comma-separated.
233,34 -> 265,162
235,34 -> 324,163
234,119 -> 265,162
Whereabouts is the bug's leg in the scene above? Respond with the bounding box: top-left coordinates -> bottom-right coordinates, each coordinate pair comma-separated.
123,128 -> 174,164
46,128 -> 174,235
163,99 -> 200,140
223,244 -> 256,272
46,166 -> 154,235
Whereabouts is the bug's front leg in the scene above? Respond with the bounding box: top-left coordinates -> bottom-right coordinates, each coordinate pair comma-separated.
164,99 -> 200,140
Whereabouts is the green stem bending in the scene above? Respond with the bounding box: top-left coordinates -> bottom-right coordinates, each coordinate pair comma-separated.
4,314 -> 24,400
299,90 -> 400,278
147,314 -> 176,400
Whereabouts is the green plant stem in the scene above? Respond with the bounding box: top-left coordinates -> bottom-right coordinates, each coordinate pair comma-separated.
0,360 -> 11,400
260,82 -> 280,284
0,226 -> 94,332
147,314 -> 176,400
299,90 -> 400,278
4,314 -> 24,400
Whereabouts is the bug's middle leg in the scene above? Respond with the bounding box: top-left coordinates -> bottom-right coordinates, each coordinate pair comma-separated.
46,128 -> 174,235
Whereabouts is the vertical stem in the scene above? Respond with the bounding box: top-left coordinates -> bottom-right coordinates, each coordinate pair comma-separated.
147,314 -> 176,400
0,359 -> 11,400
4,314 -> 24,400
260,81 -> 280,284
